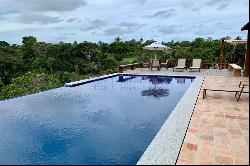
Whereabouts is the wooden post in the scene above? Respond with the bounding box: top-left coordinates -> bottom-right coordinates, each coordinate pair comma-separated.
218,39 -> 225,70
119,66 -> 124,73
119,65 -> 127,73
243,32 -> 249,77
131,64 -> 135,70
139,63 -> 143,68
241,22 -> 249,77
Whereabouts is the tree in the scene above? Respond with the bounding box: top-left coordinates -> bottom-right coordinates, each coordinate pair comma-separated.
0,45 -> 21,85
235,36 -> 242,40
114,36 -> 121,43
21,36 -> 38,70
1,35 -> 247,100
0,41 -> 10,46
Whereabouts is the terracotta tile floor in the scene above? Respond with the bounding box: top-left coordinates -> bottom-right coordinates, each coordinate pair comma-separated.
177,76 -> 249,165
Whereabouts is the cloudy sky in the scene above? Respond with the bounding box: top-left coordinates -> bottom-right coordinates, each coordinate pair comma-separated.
0,0 -> 248,44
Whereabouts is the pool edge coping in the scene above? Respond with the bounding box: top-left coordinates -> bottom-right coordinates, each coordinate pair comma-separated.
136,75 -> 204,165
64,72 -> 196,87
64,73 -> 119,87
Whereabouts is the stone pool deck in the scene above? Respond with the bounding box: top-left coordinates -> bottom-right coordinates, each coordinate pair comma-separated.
124,68 -> 234,77
125,68 -> 249,165
177,76 -> 249,165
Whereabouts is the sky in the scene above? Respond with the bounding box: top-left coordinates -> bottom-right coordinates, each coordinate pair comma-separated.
0,0 -> 249,44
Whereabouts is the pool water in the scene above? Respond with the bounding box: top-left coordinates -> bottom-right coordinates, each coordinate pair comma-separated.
0,74 -> 194,164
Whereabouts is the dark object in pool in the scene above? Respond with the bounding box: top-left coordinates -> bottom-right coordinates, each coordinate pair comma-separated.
141,88 -> 170,98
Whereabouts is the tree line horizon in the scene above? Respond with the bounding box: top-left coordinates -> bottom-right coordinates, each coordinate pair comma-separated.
0,35 -> 246,100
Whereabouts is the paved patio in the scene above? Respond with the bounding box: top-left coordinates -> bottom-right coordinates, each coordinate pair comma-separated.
124,68 -> 249,165
177,76 -> 249,165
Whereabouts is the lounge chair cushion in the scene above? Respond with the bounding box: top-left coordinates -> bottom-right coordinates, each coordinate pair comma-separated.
152,60 -> 160,67
190,59 -> 201,68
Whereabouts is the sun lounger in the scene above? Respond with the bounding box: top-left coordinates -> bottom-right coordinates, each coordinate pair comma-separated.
203,83 -> 249,102
150,59 -> 160,71
173,59 -> 186,72
161,59 -> 170,69
189,59 -> 201,72
239,80 -> 249,87
236,83 -> 249,101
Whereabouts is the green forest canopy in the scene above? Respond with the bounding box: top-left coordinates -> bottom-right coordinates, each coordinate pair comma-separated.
0,36 -> 246,100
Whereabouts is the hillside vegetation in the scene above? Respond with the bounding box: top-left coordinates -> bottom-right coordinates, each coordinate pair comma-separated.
0,36 -> 246,100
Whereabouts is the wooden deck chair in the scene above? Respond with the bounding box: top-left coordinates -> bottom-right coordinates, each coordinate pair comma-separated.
203,83 -> 249,102
189,59 -> 201,72
150,59 -> 160,71
161,59 -> 170,70
173,59 -> 186,72
236,84 -> 249,101
239,80 -> 249,87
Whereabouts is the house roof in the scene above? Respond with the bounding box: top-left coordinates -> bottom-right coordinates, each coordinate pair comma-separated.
241,22 -> 250,31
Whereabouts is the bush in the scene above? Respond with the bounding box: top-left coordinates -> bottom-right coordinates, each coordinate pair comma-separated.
0,80 -> 4,88
55,71 -> 88,84
0,84 -> 29,100
102,55 -> 118,70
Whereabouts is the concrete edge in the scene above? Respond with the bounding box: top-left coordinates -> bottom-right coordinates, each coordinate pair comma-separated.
64,72 -> 196,87
64,73 -> 119,87
122,72 -> 197,78
137,76 -> 204,165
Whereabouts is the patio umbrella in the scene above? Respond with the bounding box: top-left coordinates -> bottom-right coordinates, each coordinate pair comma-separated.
143,42 -> 171,60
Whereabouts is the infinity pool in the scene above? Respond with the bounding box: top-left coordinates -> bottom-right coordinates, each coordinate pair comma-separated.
0,74 -> 194,164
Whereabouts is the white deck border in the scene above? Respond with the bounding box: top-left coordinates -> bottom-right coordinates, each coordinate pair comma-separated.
136,75 -> 204,165
64,73 -> 118,87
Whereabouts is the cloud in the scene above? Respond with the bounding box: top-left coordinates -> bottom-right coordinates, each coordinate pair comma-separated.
119,22 -> 142,27
214,22 -> 223,26
53,32 -> 77,41
194,30 -> 216,35
0,10 -> 19,16
192,8 -> 199,12
217,3 -> 229,10
103,22 -> 144,36
80,19 -> 107,31
144,9 -> 176,18
0,10 -> 20,20
13,0 -> 87,12
60,33 -> 77,36
67,18 -> 81,23
205,0 -> 227,6
138,0 -> 147,5
204,0 -> 230,10
182,1 -> 194,8
158,25 -> 179,34
51,27 -> 64,30
16,14 -> 63,25
0,0 -> 248,44
53,35 -> 69,41
103,27 -> 131,36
